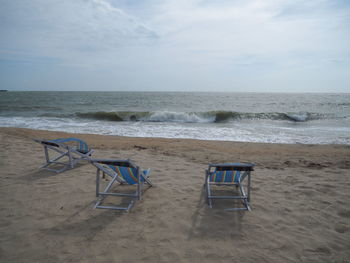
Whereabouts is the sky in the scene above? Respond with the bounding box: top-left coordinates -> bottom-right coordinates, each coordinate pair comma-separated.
0,0 -> 350,92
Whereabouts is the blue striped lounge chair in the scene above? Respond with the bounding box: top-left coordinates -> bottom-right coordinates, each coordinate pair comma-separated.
91,159 -> 152,212
205,163 -> 255,211
34,138 -> 93,173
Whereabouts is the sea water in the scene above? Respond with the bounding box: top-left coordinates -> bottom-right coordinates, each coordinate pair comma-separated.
0,91 -> 349,144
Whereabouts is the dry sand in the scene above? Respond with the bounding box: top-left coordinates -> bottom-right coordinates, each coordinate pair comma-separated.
0,127 -> 349,263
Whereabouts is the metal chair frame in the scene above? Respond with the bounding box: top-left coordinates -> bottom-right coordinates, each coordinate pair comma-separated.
205,163 -> 254,211
34,138 -> 93,173
91,159 -> 152,212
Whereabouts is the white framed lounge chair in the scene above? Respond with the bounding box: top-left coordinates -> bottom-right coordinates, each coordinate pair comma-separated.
34,138 -> 93,173
205,163 -> 255,211
91,159 -> 152,212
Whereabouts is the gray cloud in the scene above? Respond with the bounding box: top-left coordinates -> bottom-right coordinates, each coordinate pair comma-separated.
1,0 -> 157,57
1,0 -> 349,92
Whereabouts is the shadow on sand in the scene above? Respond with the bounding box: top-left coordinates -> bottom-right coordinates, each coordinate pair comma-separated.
42,201 -> 126,241
188,187 -> 246,240
20,163 -> 90,181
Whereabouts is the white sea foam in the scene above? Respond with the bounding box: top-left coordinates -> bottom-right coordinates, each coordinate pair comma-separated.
1,92 -> 350,144
146,111 -> 212,123
1,116 -> 349,144
285,112 -> 309,122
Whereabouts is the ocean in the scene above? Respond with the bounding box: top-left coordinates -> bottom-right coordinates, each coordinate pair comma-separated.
0,91 -> 349,144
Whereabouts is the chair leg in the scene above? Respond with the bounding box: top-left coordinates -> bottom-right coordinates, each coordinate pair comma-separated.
247,172 -> 251,203
142,169 -> 153,186
44,146 -> 50,164
68,149 -> 74,169
96,168 -> 100,197
206,180 -> 213,208
137,168 -> 141,201
204,171 -> 213,208
238,175 -> 251,211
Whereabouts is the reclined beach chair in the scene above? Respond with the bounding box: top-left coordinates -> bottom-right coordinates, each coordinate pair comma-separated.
91,159 -> 152,212
34,138 -> 93,173
205,163 -> 255,211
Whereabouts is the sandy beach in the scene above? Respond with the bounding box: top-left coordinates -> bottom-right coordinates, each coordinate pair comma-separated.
0,127 -> 349,263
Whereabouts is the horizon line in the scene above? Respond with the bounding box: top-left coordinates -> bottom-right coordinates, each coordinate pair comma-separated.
3,90 -> 350,94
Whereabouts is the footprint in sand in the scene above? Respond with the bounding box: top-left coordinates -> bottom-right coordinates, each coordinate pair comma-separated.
337,210 -> 350,218
0,219 -> 12,228
304,246 -> 331,255
334,223 -> 349,234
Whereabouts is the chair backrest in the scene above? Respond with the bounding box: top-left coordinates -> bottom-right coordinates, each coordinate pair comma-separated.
210,163 -> 254,171
210,170 -> 241,183
109,165 -> 142,185
208,163 -> 254,183
94,159 -> 141,185
49,138 -> 90,154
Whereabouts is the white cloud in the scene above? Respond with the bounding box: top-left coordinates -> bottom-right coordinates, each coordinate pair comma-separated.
151,0 -> 349,55
1,0 -> 157,59
1,0 -> 349,91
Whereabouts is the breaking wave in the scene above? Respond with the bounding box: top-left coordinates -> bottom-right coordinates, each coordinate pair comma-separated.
74,111 -> 328,123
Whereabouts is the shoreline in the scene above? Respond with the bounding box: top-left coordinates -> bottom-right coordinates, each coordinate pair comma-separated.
2,126 -> 350,147
1,91 -> 349,145
1,126 -> 349,146
0,127 -> 349,262
1,127 -> 349,169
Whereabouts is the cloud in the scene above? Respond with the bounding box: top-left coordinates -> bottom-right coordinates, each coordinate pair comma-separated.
151,0 -> 349,54
1,0 -> 349,91
0,0 -> 157,59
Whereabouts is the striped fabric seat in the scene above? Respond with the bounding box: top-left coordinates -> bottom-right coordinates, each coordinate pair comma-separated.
92,159 -> 153,211
209,170 -> 241,183
205,163 -> 254,211
109,165 -> 149,185
34,137 -> 93,173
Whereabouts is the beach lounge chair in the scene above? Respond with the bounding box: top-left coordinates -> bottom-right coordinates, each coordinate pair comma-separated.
205,163 -> 254,211
34,138 -> 93,173
91,159 -> 152,211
